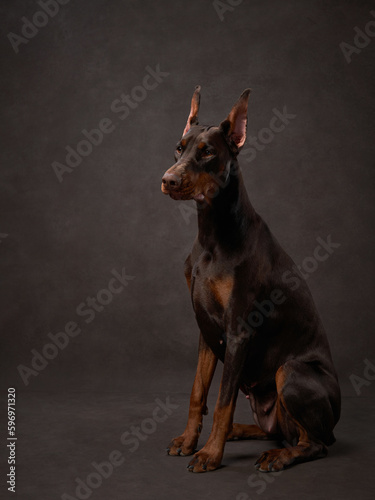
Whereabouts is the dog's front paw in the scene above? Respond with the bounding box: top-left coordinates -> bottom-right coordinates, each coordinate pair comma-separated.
186,448 -> 222,473
167,433 -> 197,456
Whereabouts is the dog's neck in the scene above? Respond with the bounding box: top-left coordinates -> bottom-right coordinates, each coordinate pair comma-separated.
196,161 -> 256,253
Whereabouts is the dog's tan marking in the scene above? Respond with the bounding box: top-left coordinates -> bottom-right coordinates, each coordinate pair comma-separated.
210,275 -> 234,309
185,273 -> 191,290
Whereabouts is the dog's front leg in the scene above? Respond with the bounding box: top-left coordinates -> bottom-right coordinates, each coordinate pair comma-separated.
187,330 -> 250,472
167,333 -> 218,456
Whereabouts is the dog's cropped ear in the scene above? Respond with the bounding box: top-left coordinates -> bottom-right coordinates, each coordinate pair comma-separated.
182,85 -> 201,136
220,89 -> 251,151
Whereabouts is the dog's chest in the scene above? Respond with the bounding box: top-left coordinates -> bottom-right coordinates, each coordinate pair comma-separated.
190,251 -> 234,330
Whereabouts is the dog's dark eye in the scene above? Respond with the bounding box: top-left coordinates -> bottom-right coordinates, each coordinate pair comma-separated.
202,148 -> 214,158
176,145 -> 183,154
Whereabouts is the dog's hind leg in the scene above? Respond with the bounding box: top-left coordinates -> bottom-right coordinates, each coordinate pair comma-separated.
227,423 -> 269,441
254,360 -> 340,472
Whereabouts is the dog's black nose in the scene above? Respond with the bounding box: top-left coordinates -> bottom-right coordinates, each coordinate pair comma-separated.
162,172 -> 181,190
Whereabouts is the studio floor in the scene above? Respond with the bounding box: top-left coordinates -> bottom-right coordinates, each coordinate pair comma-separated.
14,389 -> 375,500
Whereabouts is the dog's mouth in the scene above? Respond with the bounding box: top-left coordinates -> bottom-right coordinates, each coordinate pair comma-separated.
161,182 -> 205,202
165,190 -> 186,201
161,183 -> 183,199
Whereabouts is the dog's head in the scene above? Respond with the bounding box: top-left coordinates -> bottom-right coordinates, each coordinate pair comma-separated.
161,86 -> 251,203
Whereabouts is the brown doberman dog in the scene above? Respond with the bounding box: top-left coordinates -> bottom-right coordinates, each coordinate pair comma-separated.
161,87 -> 341,473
